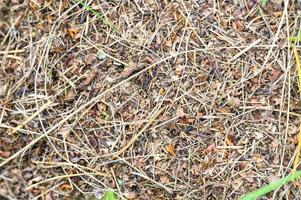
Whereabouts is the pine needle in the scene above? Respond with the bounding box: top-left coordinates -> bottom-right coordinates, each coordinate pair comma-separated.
239,42 -> 301,200
293,46 -> 301,170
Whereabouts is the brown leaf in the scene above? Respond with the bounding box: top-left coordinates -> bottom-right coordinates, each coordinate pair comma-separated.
226,135 -> 234,146
268,69 -> 281,81
60,183 -> 72,192
167,123 -> 177,130
97,102 -> 107,117
238,162 -> 248,170
176,107 -> 185,117
163,40 -> 172,49
159,175 -> 169,184
247,0 -> 257,9
198,73 -> 206,81
57,126 -> 70,139
119,64 -> 144,79
253,154 -> 264,164
166,144 -> 176,156
268,175 -> 279,183
207,143 -> 216,152
85,54 -> 96,65
175,66 -> 184,76
45,193 -> 53,200
232,20 -> 244,32
0,150 -> 10,158
272,11 -> 283,17
229,97 -> 240,107
125,192 -> 137,199
175,58 -> 184,65
0,82 -> 8,96
159,88 -> 166,96
233,9 -> 243,18
252,111 -> 261,120
196,111 -> 204,119
65,90 -> 75,100
142,56 -> 154,64
67,28 -> 79,39
179,116 -> 194,124
82,69 -> 97,85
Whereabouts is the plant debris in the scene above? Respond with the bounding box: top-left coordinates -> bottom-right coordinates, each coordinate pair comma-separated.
0,0 -> 300,199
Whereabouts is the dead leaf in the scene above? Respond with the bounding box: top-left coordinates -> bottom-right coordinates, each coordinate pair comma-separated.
229,97 -> 240,107
268,69 -> 281,81
67,28 -> 79,39
143,56 -> 154,64
82,69 -> 97,85
125,192 -> 137,199
159,175 -> 169,184
65,90 -> 75,100
247,0 -> 257,9
57,126 -> 70,139
272,156 -> 279,165
179,116 -> 194,124
196,111 -> 204,119
60,183 -> 72,192
119,64 -> 144,79
232,20 -> 244,32
167,123 -> 177,130
219,107 -> 231,113
220,18 -> 228,28
253,154 -> 264,164
97,102 -> 106,114
207,143 -> 216,152
176,107 -> 185,117
159,88 -> 166,96
268,175 -> 279,183
163,40 -> 172,49
175,66 -> 184,76
45,193 -> 53,200
69,59 -> 82,73
0,82 -> 8,96
272,11 -> 283,17
226,135 -> 234,146
28,176 -> 43,185
0,150 -> 10,158
252,111 -> 261,120
198,73 -> 206,81
85,54 -> 95,65
238,162 -> 248,170
255,132 -> 263,139
166,144 -> 176,156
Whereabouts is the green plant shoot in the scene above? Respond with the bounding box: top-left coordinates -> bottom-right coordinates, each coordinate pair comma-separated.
75,0 -> 117,32
290,32 -> 301,43
261,0 -> 268,7
101,191 -> 116,200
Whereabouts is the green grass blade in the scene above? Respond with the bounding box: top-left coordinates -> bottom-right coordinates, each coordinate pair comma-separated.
101,191 -> 116,200
290,32 -> 301,43
240,170 -> 301,200
75,0 -> 117,32
261,0 -> 268,6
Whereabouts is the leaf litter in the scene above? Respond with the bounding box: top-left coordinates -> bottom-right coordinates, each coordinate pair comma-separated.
0,0 -> 301,199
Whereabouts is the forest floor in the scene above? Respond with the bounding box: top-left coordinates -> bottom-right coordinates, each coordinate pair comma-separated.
1,0 -> 301,199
